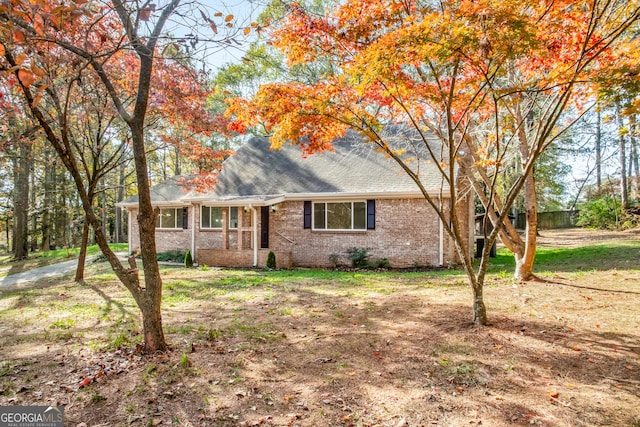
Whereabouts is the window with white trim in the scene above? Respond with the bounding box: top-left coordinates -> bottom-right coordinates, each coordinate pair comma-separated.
156,208 -> 181,229
201,206 -> 223,229
313,202 -> 367,230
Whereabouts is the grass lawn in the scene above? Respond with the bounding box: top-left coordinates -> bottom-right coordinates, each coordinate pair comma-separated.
0,229 -> 638,426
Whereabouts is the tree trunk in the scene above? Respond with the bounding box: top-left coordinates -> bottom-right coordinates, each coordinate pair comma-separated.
75,219 -> 90,283
629,116 -> 639,198
514,171 -> 538,281
617,104 -> 629,209
511,98 -> 538,281
139,293 -> 166,351
596,108 -> 602,191
29,168 -> 37,253
174,145 -> 181,176
55,172 -> 67,249
13,139 -> 31,260
115,157 -> 125,244
41,148 -> 52,252
131,123 -> 167,352
472,283 -> 488,326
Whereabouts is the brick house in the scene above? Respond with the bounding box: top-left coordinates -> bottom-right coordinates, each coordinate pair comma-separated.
119,131 -> 474,268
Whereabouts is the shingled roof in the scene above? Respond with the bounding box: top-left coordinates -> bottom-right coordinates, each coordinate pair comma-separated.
120,128 -> 451,207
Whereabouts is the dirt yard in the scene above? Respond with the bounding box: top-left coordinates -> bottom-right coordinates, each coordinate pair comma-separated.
0,228 -> 638,426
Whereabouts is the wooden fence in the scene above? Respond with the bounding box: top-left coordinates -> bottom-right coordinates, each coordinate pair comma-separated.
515,210 -> 580,229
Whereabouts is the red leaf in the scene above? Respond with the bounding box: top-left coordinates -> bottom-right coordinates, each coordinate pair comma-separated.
32,93 -> 42,108
139,8 -> 151,21
13,31 -> 25,43
209,21 -> 218,34
15,53 -> 28,65
17,69 -> 35,87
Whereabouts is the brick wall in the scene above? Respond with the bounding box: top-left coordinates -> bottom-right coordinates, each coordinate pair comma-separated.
268,199 -> 447,268
128,197 -> 470,269
127,207 -> 192,254
198,249 -> 292,269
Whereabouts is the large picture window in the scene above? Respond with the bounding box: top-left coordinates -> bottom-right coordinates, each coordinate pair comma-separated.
313,202 -> 367,230
201,206 -> 223,229
156,208 -> 181,229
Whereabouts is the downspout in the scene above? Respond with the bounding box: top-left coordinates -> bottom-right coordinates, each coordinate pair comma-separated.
128,209 -> 133,252
191,203 -> 196,264
251,207 -> 258,267
439,199 -> 444,266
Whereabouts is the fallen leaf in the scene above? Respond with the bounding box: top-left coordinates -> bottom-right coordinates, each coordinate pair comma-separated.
572,347 -> 581,351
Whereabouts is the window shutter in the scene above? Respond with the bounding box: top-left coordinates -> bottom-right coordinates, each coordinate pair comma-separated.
182,207 -> 188,229
303,201 -> 311,229
367,200 -> 375,230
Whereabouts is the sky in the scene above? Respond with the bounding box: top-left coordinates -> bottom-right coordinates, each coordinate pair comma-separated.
162,0 -> 268,73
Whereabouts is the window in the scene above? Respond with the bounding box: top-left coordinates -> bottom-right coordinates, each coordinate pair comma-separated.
201,206 -> 223,229
156,208 -> 181,229
229,207 -> 238,229
313,202 -> 367,230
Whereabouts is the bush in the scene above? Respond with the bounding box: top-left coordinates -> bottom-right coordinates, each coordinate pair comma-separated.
328,253 -> 340,268
577,195 -> 622,230
157,250 -> 185,262
370,258 -> 390,269
266,251 -> 276,269
578,195 -> 640,230
184,250 -> 193,268
346,247 -> 370,268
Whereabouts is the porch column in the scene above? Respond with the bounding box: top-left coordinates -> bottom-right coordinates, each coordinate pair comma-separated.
237,207 -> 244,250
222,208 -> 229,249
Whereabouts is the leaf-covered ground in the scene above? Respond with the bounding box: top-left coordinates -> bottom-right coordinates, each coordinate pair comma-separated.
0,229 -> 638,426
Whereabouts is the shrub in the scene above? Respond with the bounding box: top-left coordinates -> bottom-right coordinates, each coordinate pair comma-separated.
266,251 -> 277,269
370,258 -> 390,269
577,194 -> 621,230
346,247 -> 370,268
184,250 -> 194,268
157,250 -> 185,262
328,253 -> 340,268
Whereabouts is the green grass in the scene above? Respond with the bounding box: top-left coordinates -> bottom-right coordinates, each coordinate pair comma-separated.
0,243 -> 128,277
0,243 -> 127,263
488,240 -> 640,275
